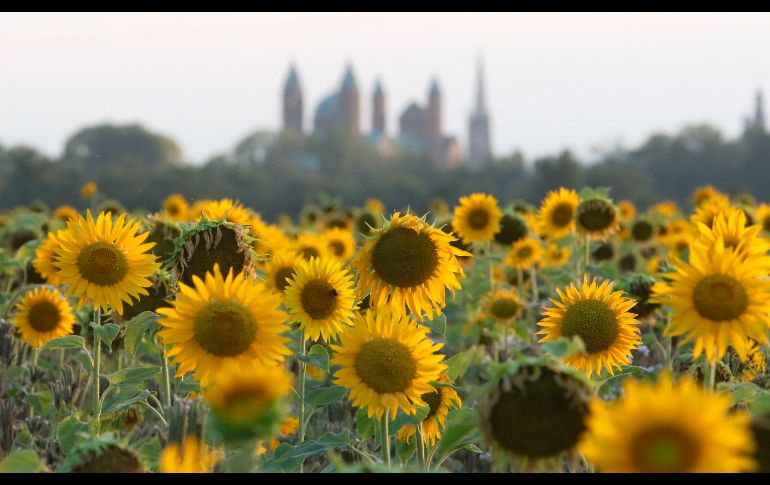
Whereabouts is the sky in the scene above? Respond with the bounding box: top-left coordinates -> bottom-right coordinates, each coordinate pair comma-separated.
1,12 -> 769,164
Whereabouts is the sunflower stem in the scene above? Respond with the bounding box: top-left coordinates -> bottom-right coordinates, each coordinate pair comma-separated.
161,345 -> 172,408
582,233 -> 590,275
297,329 -> 307,472
417,423 -> 426,469
704,358 -> 717,392
92,307 -> 102,421
381,416 -> 391,468
487,241 -> 495,291
530,265 -> 539,303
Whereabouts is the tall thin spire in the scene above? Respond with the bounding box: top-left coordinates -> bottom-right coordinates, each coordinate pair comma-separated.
475,56 -> 486,114
468,55 -> 492,169
755,89 -> 766,130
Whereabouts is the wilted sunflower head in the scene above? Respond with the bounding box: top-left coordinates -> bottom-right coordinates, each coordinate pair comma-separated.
355,208 -> 381,236
62,439 -> 145,473
493,212 -> 529,245
169,219 -> 254,287
575,194 -> 619,240
118,279 -> 171,322
617,273 -> 660,320
591,241 -> 615,262
481,365 -> 590,462
144,219 -> 182,265
630,217 -> 656,243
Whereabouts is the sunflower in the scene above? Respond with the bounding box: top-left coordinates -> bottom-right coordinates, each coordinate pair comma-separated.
538,188 -> 579,239
365,198 -> 385,215
693,184 -> 723,207
52,205 -> 79,223
630,217 -> 656,244
353,212 -> 469,320
284,257 -> 356,342
331,307 -> 447,420
540,243 -> 570,269
322,227 -> 356,261
734,339 -> 767,383
538,275 -> 641,376
299,205 -> 322,228
292,233 -> 330,261
617,274 -> 660,321
649,200 -> 679,218
191,198 -> 251,226
33,230 -> 64,285
159,437 -> 220,473
54,211 -> 160,314
429,198 -> 450,218
264,250 -> 301,293
481,288 -> 522,322
692,206 -> 770,266
651,242 -> 770,362
322,212 -> 353,231
80,182 -> 97,198
452,193 -> 503,245
580,373 -> 755,472
575,195 -> 619,241
617,200 -> 636,221
690,193 -> 731,229
162,194 -> 189,222
396,375 -> 462,446
249,214 -> 290,257
157,264 -> 291,385
756,203 -> 770,234
354,208 -> 381,237
203,364 -> 291,424
12,287 -> 75,348
481,365 -> 590,461
505,237 -> 542,270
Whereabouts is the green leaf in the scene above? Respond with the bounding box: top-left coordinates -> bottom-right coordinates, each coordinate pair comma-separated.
595,365 -> 648,394
718,382 -> 762,403
42,335 -> 86,351
434,408 -> 479,460
107,366 -> 160,387
137,437 -> 162,472
424,313 -> 447,338
356,411 -> 377,441
276,431 -> 350,461
0,450 -> 42,472
305,386 -> 347,407
92,323 -> 120,350
101,389 -> 151,415
751,391 -> 770,416
297,344 -> 329,370
446,351 -> 471,381
542,335 -> 585,359
28,390 -> 53,416
123,311 -> 159,358
57,416 -> 90,455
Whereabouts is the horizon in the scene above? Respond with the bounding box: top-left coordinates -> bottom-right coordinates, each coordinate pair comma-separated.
1,12 -> 769,164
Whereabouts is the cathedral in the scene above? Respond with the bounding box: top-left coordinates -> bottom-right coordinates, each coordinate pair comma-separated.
280,61 -> 493,169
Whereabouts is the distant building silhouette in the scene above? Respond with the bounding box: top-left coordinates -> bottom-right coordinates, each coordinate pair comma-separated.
282,64 -> 303,133
372,80 -> 386,135
745,89 -> 766,133
468,58 -> 492,169
398,79 -> 462,168
314,64 -> 361,135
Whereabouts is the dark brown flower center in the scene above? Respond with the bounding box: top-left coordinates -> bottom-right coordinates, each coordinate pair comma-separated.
630,425 -> 699,472
561,299 -> 618,353
300,279 -> 338,320
371,227 -> 439,288
693,274 -> 748,321
76,242 -> 129,285
193,301 -> 256,356
28,300 -> 61,332
355,338 -> 417,393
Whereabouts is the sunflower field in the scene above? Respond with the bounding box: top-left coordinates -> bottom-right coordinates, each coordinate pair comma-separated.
2,183 -> 770,473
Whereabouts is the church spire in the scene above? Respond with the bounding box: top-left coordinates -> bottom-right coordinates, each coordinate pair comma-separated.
474,57 -> 486,114
755,89 -> 766,130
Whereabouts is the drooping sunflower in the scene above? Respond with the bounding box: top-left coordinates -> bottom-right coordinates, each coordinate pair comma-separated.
617,273 -> 660,321
580,373 -> 755,472
170,219 -> 254,287
119,279 -> 171,322
331,307 -> 447,420
575,195 -> 620,241
538,188 -> 579,239
54,211 -> 161,314
157,264 -> 291,385
33,229 -> 64,285
52,205 -> 79,223
481,288 -> 523,322
396,375 -> 462,446
538,275 -> 641,376
630,217 -> 656,244
493,212 -> 529,246
481,365 -> 590,462
505,237 -> 542,269
264,250 -> 301,293
354,207 -> 381,237
12,287 -> 75,348
692,206 -> 770,267
452,193 -> 503,244
322,227 -> 356,262
159,437 -> 220,473
191,198 -> 251,226
353,212 -> 470,320
284,256 -> 356,342
162,194 -> 189,222
292,233 -> 330,261
651,242 -> 770,362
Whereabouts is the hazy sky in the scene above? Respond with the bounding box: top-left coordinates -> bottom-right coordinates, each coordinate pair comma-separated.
2,12 -> 769,164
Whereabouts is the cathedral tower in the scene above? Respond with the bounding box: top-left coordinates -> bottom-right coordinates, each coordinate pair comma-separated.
282,64 -> 303,133
468,58 -> 492,168
372,80 -> 386,135
338,64 -> 361,134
